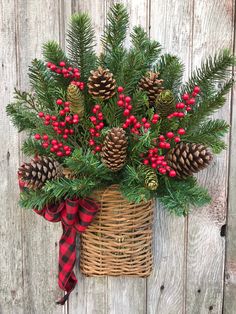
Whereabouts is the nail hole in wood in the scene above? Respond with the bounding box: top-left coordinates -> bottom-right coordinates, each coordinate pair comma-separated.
197,289 -> 201,293
55,242 -> 58,247
209,305 -> 213,311
7,151 -> 10,161
160,285 -> 165,291
220,224 -> 226,237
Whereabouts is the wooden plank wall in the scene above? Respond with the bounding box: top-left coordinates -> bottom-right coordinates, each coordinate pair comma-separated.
0,0 -> 235,313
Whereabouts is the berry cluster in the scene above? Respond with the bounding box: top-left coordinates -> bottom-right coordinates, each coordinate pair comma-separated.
117,86 -> 159,134
89,104 -> 104,153
167,86 -> 201,119
142,148 -> 176,177
46,61 -> 84,90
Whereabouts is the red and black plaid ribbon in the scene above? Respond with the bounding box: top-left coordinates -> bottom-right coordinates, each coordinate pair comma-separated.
18,174 -> 99,305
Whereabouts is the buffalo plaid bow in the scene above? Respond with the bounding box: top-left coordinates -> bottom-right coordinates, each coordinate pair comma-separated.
34,198 -> 99,305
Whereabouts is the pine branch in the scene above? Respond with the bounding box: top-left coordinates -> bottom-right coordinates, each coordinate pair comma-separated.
28,59 -> 58,109
67,13 -> 97,80
157,176 -> 211,216
156,54 -> 184,93
102,3 -> 129,52
182,119 -> 229,153
43,41 -> 69,65
182,49 -> 235,95
22,138 -> 50,156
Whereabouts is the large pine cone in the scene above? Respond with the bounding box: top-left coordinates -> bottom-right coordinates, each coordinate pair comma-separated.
18,156 -> 63,189
167,143 -> 213,179
139,71 -> 163,104
67,83 -> 84,116
155,90 -> 176,117
87,67 -> 116,100
101,127 -> 128,172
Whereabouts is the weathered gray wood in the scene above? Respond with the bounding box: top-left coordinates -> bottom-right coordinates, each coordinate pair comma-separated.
0,1 -> 24,313
16,1 -> 66,313
186,1 -> 234,313
147,1 -> 193,313
224,2 -> 236,311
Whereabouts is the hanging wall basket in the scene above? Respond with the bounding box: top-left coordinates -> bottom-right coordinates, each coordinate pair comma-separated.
80,185 -> 154,277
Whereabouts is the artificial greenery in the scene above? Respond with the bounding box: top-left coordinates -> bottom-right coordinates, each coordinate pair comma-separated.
7,4 -> 235,216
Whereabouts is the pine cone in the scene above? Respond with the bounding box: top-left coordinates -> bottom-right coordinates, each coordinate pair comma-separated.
167,143 -> 213,179
87,67 -> 116,100
155,90 -> 176,117
139,71 -> 164,104
67,83 -> 84,116
101,127 -> 128,172
144,168 -> 158,190
18,156 -> 63,189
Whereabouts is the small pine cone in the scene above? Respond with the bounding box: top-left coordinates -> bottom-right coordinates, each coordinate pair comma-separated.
167,143 -> 213,179
87,66 -> 116,100
144,168 -> 158,190
67,83 -> 85,116
101,127 -> 128,172
155,90 -> 176,117
18,156 -> 63,189
139,71 -> 164,104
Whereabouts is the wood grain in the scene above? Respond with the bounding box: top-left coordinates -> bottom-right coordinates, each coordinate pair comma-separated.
0,1 -> 24,313
16,1 -> 65,313
186,1 -> 234,313
147,1 -> 193,313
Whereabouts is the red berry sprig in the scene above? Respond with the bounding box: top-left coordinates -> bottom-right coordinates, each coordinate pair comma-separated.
88,104 -> 104,153
167,86 -> 201,119
117,86 -> 159,134
46,61 -> 84,91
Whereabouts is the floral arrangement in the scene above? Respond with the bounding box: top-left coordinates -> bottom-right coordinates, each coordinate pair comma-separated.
6,4 -> 235,303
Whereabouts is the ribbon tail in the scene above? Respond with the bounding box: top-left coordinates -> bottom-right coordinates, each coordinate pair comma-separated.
57,223 -> 78,305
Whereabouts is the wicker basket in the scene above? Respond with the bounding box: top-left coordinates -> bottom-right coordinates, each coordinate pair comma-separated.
80,185 -> 154,277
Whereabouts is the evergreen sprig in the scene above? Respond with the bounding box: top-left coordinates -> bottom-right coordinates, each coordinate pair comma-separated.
67,13 -> 97,80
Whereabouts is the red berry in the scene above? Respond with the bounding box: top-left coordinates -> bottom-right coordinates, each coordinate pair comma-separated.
174,136 -> 181,142
59,61 -> 66,67
119,94 -> 125,99
159,168 -> 167,174
45,114 -> 51,121
182,93 -> 189,100
117,100 -> 124,107
144,122 -> 151,129
95,146 -> 101,152
117,86 -> 124,93
187,98 -> 195,105
63,134 -> 68,139
51,139 -> 57,145
127,105 -> 132,110
34,134 -> 41,140
51,116 -> 57,121
44,121 -> 50,125
64,107 -> 70,113
99,122 -> 104,128
63,145 -> 69,151
123,123 -> 128,129
57,151 -> 63,157
151,163 -> 157,169
169,170 -> 177,177
69,129 -> 74,134
38,112 -> 44,118
94,104 -> 101,111
64,101 -> 70,107
65,116 -> 71,122
50,64 -> 56,71
186,106 -> 192,112
47,62 -> 52,68
53,145 -> 59,151
59,110 -> 65,116
178,112 -> 185,118
73,119 -> 79,124
50,147 -> 55,152
166,132 -> 174,138
152,119 -> 158,124
159,135 -> 165,141
130,115 -> 136,122
143,159 -> 149,165
56,99 -> 63,105
142,117 -> 147,123
64,129 -> 69,134
178,128 -> 186,135
42,142 -> 49,148
173,112 -> 179,117
65,150 -> 71,156
42,135 -> 48,141
135,122 -> 141,129
125,96 -> 131,103
58,143 -> 63,147
89,139 -> 95,146
159,142 -> 166,148
123,109 -> 130,116
153,114 -> 159,119
95,133 -> 100,137
60,122 -> 66,127
176,102 -> 185,109
192,92 -> 198,97
162,161 -> 167,167
193,86 -> 201,94
165,143 -> 171,149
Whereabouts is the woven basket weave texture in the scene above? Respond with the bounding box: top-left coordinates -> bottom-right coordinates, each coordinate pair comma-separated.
80,185 -> 154,277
